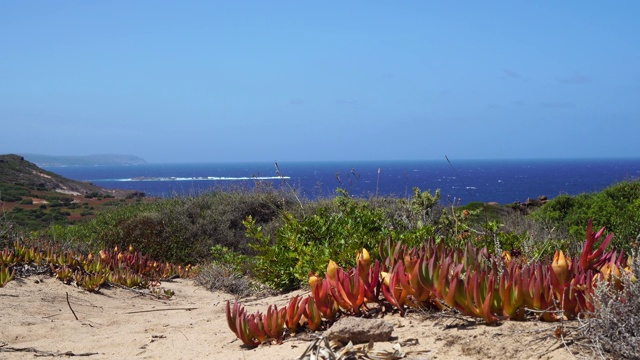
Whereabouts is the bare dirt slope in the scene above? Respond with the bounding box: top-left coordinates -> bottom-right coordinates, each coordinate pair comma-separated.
0,278 -> 580,360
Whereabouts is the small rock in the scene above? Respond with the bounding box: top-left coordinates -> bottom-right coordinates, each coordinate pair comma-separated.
323,317 -> 394,344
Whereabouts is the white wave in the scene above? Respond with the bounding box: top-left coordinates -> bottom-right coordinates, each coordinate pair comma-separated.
99,176 -> 291,182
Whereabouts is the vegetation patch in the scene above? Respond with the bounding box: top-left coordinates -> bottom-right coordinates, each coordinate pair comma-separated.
2,156 -> 640,357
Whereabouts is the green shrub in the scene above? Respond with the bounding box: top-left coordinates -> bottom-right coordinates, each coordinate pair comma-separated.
246,190 -> 391,291
6,207 -> 70,230
0,183 -> 30,202
533,181 -> 640,253
47,187 -> 297,264
210,244 -> 249,274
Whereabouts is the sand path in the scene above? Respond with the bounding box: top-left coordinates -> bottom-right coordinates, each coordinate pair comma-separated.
0,277 -> 577,359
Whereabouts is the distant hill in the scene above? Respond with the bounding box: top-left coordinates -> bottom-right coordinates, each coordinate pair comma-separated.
0,154 -> 142,199
20,154 -> 147,167
0,154 -> 145,231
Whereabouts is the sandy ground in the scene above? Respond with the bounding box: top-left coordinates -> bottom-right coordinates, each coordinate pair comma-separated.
0,277 -> 582,360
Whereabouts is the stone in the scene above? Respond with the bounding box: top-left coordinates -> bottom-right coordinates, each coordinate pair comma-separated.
323,317 -> 394,344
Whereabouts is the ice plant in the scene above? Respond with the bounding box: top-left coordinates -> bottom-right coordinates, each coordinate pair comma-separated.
438,261 -> 467,313
308,274 -> 321,292
263,305 -> 286,342
0,265 -> 15,287
225,301 -> 266,347
55,265 -> 74,284
75,271 -> 107,292
379,237 -> 407,270
328,267 -> 365,315
551,250 -> 570,289
356,248 -> 371,280
522,263 -> 558,321
326,260 -> 339,283
461,268 -> 502,324
304,297 -> 324,331
381,262 -> 410,315
0,247 -> 15,265
560,270 -> 596,318
597,250 -> 627,288
284,295 -> 308,333
310,277 -> 338,320
600,259 -> 623,290
361,259 -> 381,304
222,220 -> 631,347
501,251 -> 513,267
499,263 -> 526,320
400,253 -> 442,310
580,219 -> 614,271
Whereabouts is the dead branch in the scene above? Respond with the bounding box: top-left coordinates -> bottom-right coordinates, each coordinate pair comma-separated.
66,292 -> 79,321
124,307 -> 197,314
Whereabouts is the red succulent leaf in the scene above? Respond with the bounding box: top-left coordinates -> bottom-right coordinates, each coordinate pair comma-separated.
304,297 -> 323,331
381,262 -> 409,315
285,295 -> 308,332
580,219 -> 614,271
328,267 -> 365,315
362,260 -> 381,304
264,305 -> 286,341
312,278 -> 337,320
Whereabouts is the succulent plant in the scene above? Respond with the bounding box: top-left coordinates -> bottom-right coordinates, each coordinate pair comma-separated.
0,265 -> 15,287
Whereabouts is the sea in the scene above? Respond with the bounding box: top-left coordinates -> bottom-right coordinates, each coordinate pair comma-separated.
44,159 -> 640,205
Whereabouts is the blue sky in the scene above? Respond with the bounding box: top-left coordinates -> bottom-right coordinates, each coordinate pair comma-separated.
1,2 -> 638,163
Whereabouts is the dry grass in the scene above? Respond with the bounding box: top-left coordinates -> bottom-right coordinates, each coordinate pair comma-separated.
194,262 -> 254,298
193,262 -> 279,298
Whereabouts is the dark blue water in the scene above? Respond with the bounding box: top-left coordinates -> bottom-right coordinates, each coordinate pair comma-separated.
45,159 -> 640,205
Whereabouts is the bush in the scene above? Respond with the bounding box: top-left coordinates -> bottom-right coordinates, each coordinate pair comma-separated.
533,181 -> 640,254
47,186 -> 298,264
0,183 -> 30,202
194,262 -> 254,298
492,208 -> 570,261
582,254 -> 640,359
247,190 -> 391,291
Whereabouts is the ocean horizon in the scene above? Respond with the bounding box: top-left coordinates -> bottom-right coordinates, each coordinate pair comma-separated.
45,158 -> 640,205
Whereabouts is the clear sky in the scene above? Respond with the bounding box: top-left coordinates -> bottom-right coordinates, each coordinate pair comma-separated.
1,2 -> 638,163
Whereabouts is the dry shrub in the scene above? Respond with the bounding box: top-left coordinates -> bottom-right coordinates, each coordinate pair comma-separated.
194,263 -> 253,298
583,254 -> 640,359
194,262 -> 278,298
499,209 -> 571,260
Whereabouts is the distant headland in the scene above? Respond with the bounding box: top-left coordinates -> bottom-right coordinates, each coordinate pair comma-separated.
20,154 -> 147,167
